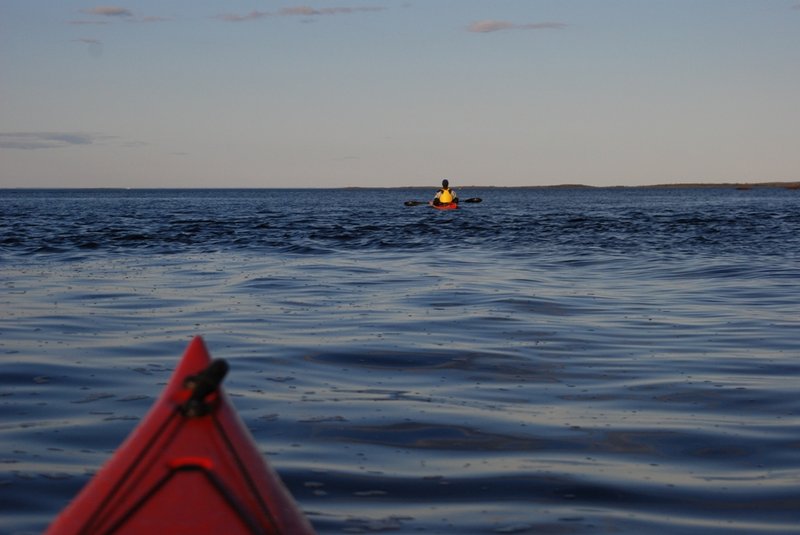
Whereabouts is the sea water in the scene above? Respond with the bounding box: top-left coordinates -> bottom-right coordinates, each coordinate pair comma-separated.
1,187 -> 799,534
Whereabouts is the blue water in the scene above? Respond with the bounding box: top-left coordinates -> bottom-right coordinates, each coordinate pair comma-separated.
1,187 -> 799,534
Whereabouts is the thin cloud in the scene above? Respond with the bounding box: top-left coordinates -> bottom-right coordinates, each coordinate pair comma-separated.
468,20 -> 567,33
74,38 -> 104,57
278,6 -> 384,16
75,7 -> 168,24
139,16 -> 171,23
218,6 -> 384,22
0,132 -> 100,150
218,10 -> 270,22
82,6 -> 133,18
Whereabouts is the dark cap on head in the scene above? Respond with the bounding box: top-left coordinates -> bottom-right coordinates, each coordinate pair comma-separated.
442,179 -> 449,187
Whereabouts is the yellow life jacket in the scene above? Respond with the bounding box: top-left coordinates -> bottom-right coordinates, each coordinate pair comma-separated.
439,188 -> 453,203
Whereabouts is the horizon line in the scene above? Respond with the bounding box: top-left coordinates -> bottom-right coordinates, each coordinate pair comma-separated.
2,181 -> 800,191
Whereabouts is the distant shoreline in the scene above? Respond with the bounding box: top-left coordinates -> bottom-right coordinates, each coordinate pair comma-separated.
395,181 -> 800,190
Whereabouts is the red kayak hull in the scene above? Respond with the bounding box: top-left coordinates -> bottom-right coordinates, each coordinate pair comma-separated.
46,336 -> 315,535
429,201 -> 458,210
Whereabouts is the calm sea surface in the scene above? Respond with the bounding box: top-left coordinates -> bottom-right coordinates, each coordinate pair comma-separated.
1,187 -> 799,534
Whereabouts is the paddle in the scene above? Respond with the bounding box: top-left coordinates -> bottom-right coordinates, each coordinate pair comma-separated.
404,197 -> 482,206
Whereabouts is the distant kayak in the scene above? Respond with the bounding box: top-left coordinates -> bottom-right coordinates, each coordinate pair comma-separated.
46,336 -> 315,535
429,201 -> 458,210
404,197 -> 481,208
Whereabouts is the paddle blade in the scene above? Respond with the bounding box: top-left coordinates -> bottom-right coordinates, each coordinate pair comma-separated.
404,200 -> 426,206
463,197 -> 482,203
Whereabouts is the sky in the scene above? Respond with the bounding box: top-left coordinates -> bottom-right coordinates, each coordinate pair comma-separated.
2,0 -> 799,188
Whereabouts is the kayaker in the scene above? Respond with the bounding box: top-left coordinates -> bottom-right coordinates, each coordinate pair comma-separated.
432,179 -> 458,206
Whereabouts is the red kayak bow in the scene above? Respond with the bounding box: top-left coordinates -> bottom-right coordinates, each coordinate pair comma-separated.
46,336 -> 315,535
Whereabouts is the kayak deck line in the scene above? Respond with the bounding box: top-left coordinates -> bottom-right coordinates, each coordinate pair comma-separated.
46,336 -> 315,535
